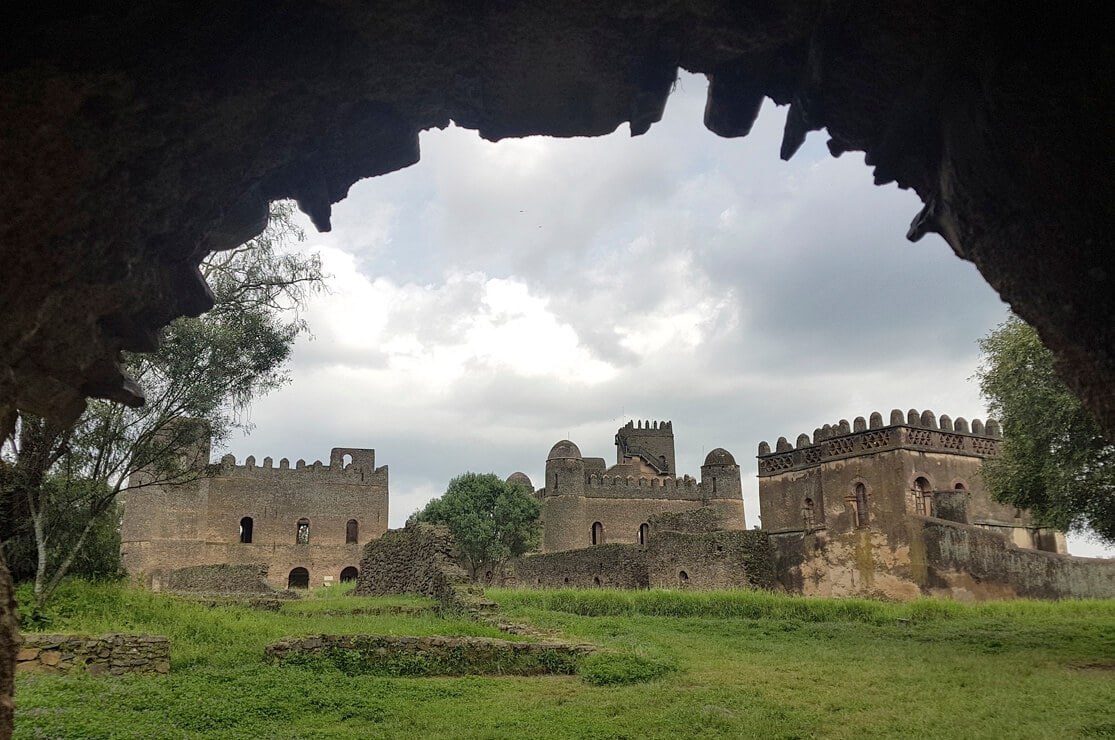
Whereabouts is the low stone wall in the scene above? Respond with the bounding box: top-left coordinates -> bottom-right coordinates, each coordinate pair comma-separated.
164,563 -> 272,593
914,517 -> 1115,600
509,530 -> 778,590
265,634 -> 594,676
353,523 -> 479,610
16,634 -> 170,675
512,544 -> 650,589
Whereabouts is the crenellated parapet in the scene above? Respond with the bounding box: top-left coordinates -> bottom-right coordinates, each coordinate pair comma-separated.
214,447 -> 387,484
582,473 -> 705,500
757,409 -> 1002,476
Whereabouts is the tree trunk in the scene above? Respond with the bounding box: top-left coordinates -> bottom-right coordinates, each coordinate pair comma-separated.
1,407 -> 19,740
0,555 -> 15,740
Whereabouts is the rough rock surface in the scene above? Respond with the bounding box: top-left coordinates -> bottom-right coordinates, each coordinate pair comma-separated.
2,5 -> 1115,735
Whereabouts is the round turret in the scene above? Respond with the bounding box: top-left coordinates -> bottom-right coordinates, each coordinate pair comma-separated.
547,440 -> 582,460
506,471 -> 534,491
703,448 -> 737,466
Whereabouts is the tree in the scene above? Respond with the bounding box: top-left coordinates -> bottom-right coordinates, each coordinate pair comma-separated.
0,201 -> 325,607
411,473 -> 542,581
976,316 -> 1115,544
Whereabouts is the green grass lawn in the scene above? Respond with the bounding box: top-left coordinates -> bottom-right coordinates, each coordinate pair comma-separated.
13,581 -> 1115,739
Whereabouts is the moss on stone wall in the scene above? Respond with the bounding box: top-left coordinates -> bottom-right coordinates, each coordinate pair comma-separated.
165,563 -> 272,594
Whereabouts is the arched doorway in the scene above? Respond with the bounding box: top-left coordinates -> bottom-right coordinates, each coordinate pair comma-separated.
591,521 -> 604,545
340,566 -> 358,583
239,516 -> 253,544
638,522 -> 649,545
288,567 -> 310,589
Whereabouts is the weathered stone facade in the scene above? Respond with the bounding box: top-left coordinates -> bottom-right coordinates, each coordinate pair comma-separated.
757,409 -> 1115,601
16,634 -> 170,676
538,421 -> 746,552
121,432 -> 388,591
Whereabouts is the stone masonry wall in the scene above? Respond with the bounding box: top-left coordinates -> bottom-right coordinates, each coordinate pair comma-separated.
913,517 -> 1115,600
511,544 -> 650,589
16,634 -> 170,676
353,523 -> 471,608
266,634 -> 593,676
164,563 -> 272,593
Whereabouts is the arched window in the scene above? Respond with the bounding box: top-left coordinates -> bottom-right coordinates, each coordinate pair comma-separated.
239,516 -> 253,544
593,576 -> 601,587
340,566 -> 358,583
638,522 -> 649,545
914,477 -> 932,516
678,570 -> 690,587
346,519 -> 358,544
854,483 -> 869,528
296,518 -> 310,544
954,482 -> 966,490
288,567 -> 309,589
591,521 -> 604,545
342,453 -> 353,468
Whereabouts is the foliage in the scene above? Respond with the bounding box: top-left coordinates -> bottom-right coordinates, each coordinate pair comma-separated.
976,316 -> 1115,543
13,581 -> 1115,738
0,201 -> 325,607
578,652 -> 676,686
411,472 -> 541,580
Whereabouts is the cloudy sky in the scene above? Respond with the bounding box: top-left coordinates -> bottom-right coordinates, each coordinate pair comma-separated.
224,72 -> 1110,558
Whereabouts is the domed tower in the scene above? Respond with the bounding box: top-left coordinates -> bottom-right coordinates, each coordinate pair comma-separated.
506,471 -> 535,495
700,447 -> 746,530
542,440 -> 587,552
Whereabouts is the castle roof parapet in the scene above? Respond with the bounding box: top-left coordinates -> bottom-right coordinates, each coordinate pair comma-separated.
580,472 -> 726,501
216,452 -> 387,482
757,408 -> 1001,476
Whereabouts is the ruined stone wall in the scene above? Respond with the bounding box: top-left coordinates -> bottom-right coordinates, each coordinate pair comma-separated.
511,544 -> 651,589
16,634 -> 170,676
912,517 -> 1115,601
510,529 -> 776,591
163,563 -> 272,593
353,524 -> 471,609
266,634 -> 593,676
121,445 -> 386,591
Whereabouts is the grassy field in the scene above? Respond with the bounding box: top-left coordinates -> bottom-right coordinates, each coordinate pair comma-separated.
13,581 -> 1115,739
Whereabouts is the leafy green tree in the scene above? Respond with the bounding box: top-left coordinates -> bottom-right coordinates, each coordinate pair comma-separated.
411,473 -> 542,581
977,316 -> 1115,543
0,202 -> 325,607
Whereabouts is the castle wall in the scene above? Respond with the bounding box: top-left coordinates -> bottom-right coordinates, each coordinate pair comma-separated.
121,446 -> 388,591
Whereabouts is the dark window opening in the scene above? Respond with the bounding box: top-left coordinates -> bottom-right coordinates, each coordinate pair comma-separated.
296,517 -> 310,544
593,576 -> 601,587
954,482 -> 966,490
678,570 -> 689,587
638,522 -> 649,545
346,519 -> 358,544
288,567 -> 310,589
854,484 -> 869,528
591,521 -> 604,545
340,566 -> 358,583
239,516 -> 253,544
802,498 -> 815,530
563,577 -> 570,585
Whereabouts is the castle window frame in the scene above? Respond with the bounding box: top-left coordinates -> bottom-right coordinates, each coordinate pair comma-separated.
591,521 -> 605,546
346,519 -> 358,544
239,516 -> 254,544
912,476 -> 933,516
802,498 -> 815,531
296,518 -> 311,545
853,483 -> 869,529
638,522 -> 649,545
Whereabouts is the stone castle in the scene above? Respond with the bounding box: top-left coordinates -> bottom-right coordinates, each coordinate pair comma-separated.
120,432 -> 388,591
533,420 -> 746,552
120,411 -> 1114,601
